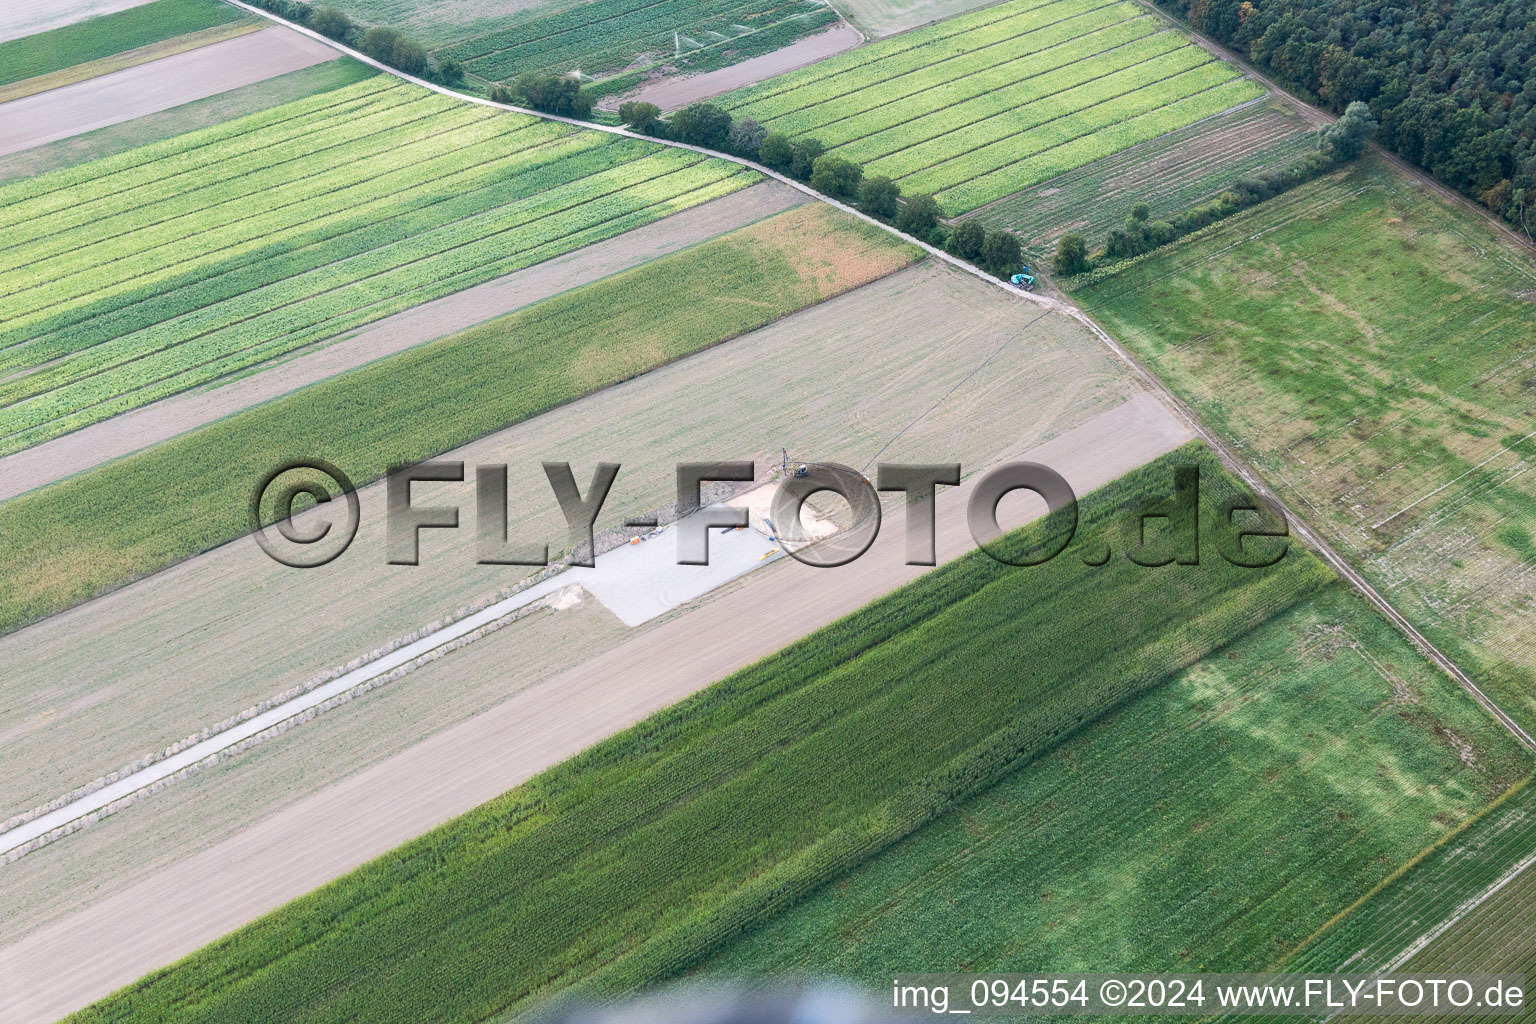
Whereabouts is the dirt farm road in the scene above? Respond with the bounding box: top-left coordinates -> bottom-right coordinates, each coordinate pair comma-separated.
0,394 -> 1193,1024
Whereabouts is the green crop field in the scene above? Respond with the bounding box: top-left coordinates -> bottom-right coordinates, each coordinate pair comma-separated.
1257,781 -> 1536,1002
0,0 -> 242,87
704,582 -> 1528,981
0,77 -> 757,455
437,0 -> 835,83
719,0 -> 1263,213
973,99 -> 1317,253
0,203 -> 917,637
1075,156 -> 1536,739
69,447 -> 1347,1021
0,61 -> 379,184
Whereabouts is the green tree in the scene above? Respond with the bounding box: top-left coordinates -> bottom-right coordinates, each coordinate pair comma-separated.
618,101 -> 661,132
391,37 -> 427,76
810,155 -> 863,199
309,6 -> 351,39
980,229 -> 1022,277
1053,233 -> 1091,276
1130,203 -> 1151,222
859,175 -> 900,219
948,219 -> 985,259
358,26 -> 401,64
758,132 -> 793,171
670,103 -> 733,149
789,138 -> 824,179
727,116 -> 767,159
435,56 -> 463,86
514,72 -> 592,118
896,193 -> 941,239
489,84 -> 515,104
1318,100 -> 1379,161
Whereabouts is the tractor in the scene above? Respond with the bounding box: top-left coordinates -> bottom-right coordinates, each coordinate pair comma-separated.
1010,266 -> 1036,290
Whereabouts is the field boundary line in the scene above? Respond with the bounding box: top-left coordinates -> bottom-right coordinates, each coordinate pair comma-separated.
205,0 -> 1536,757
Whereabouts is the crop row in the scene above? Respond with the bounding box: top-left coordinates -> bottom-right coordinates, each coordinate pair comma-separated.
0,129 -> 615,375
65,446 -> 1328,1022
0,0 -> 241,87
0,89 -> 466,260
733,0 -> 1128,122
0,112 -> 551,328
762,9 -> 1156,141
725,0 -> 1073,109
819,29 -> 1185,159
0,76 -> 410,224
0,101 -> 509,297
937,77 -> 1264,210
0,159 -> 754,451
447,0 -> 823,80
877,56 -> 1231,186
980,103 -> 1314,243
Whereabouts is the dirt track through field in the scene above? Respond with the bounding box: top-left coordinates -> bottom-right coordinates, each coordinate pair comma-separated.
599,23 -> 864,112
0,182 -> 805,502
0,392 -> 1191,1024
0,26 -> 336,156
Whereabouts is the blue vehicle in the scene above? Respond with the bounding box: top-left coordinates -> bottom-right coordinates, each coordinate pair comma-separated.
1010,266 -> 1035,290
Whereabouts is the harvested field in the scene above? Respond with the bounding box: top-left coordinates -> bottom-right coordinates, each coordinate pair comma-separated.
1078,156 -> 1536,736
0,0 -> 241,85
437,0 -> 836,83
0,60 -> 378,184
973,99 -> 1317,252
0,77 -> 756,453
719,0 -> 1263,214
706,582 -> 1527,981
41,448 -> 1333,1024
0,27 -> 338,156
0,182 -> 807,501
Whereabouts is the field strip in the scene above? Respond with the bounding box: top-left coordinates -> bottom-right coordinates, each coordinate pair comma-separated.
0,182 -> 806,501
0,0 -> 158,44
0,19 -> 263,105
0,26 -> 337,157
1371,427 -> 1536,529
0,496 -> 790,859
0,394 -> 1194,1023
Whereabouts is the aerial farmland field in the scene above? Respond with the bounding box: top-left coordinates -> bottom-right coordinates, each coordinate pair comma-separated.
436,0 -> 840,84
1078,156 -> 1536,737
60,448 -> 1361,1021
720,0 -> 1263,213
704,579 -> 1527,980
0,76 -> 756,454
975,98 -> 1318,254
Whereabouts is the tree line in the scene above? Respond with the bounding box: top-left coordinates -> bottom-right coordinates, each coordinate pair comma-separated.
614,100 -> 1028,278
1053,101 -> 1378,278
1156,0 -> 1534,239
238,0 -> 464,84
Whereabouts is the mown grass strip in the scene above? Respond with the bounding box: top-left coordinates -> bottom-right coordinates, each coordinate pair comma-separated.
65,447 -> 1331,1023
0,0 -> 242,87
0,204 -> 917,635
